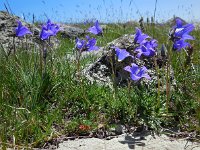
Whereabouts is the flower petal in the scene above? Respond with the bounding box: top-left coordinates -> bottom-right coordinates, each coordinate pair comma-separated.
15,20 -> 32,37
75,38 -> 85,50
173,39 -> 189,51
115,47 -> 132,61
141,74 -> 151,80
87,20 -> 102,35
176,18 -> 183,28
130,74 -> 141,81
182,34 -> 194,40
88,46 -> 99,51
134,28 -> 149,45
124,66 -> 131,73
130,63 -> 139,74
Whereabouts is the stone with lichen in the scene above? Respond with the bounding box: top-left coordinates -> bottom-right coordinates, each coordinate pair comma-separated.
0,11 -> 61,54
0,11 -> 84,54
82,34 -> 176,91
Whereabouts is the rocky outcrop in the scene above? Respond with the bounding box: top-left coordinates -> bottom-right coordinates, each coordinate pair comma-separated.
0,11 -> 85,54
60,24 -> 85,38
0,11 -> 44,54
81,34 -> 176,90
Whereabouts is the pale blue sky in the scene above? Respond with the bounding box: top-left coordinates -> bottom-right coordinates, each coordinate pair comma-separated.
0,0 -> 199,23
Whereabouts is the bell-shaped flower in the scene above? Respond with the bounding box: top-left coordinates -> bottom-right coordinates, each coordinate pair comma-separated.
115,47 -> 134,62
40,25 -> 54,40
46,19 -> 60,36
15,20 -> 32,37
170,19 -> 194,51
75,35 -> 99,52
87,20 -> 103,35
40,19 -> 60,40
124,63 -> 151,81
172,19 -> 194,40
85,36 -> 99,51
173,39 -> 190,51
149,39 -> 158,48
75,38 -> 86,50
135,41 -> 156,58
134,28 -> 149,45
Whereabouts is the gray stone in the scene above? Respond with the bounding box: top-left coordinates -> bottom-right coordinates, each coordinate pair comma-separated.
0,10 -> 86,55
0,11 -> 59,54
81,34 -> 176,91
60,24 -> 85,38
65,47 -> 105,62
115,124 -> 126,135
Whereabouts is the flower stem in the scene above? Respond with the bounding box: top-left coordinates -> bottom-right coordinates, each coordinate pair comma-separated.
166,43 -> 172,113
43,42 -> 47,78
40,41 -> 43,77
153,55 -> 161,110
76,50 -> 81,81
110,49 -> 117,99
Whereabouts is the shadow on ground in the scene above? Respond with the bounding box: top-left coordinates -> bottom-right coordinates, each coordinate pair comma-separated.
118,132 -> 152,149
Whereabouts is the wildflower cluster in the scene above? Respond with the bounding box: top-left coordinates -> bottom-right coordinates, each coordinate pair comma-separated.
75,35 -> 99,52
40,19 -> 60,40
134,28 -> 157,58
121,19 -> 195,82
74,20 -> 102,80
170,18 -> 194,51
15,19 -> 60,40
15,18 -> 195,84
75,20 -> 102,52
114,28 -> 158,82
14,19 -> 60,77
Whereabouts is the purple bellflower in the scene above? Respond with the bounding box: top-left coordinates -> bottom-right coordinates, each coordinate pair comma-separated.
40,25 -> 54,40
85,35 -> 99,51
75,35 -> 99,52
46,19 -> 60,36
87,20 -> 103,35
15,20 -> 32,37
124,63 -> 151,81
135,41 -> 156,58
170,19 -> 194,51
172,19 -> 194,40
134,28 -> 149,45
149,39 -> 158,48
115,47 -> 134,62
40,19 -> 60,40
173,39 -> 190,51
75,38 -> 86,50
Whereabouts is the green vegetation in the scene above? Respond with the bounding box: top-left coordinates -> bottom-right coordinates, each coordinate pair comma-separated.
0,22 -> 200,149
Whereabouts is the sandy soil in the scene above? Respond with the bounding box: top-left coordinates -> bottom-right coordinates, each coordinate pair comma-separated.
57,134 -> 200,150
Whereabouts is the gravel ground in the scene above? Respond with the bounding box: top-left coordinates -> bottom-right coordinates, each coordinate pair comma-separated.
57,134 -> 200,150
